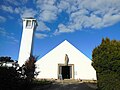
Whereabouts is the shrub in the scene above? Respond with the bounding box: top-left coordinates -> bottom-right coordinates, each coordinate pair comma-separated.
92,38 -> 120,90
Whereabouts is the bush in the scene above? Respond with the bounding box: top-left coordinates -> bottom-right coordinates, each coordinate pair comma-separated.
0,56 -> 38,90
0,67 -> 21,90
92,38 -> 120,90
98,72 -> 120,90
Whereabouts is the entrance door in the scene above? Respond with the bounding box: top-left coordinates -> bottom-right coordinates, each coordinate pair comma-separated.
62,66 -> 70,79
58,65 -> 73,79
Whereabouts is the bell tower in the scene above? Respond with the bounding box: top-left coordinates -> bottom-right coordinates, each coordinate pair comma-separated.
18,17 -> 38,66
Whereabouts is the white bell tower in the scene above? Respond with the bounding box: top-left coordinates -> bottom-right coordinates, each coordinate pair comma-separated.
18,17 -> 38,66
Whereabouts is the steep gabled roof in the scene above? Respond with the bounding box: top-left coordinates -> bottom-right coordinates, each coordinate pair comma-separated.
36,40 -> 91,64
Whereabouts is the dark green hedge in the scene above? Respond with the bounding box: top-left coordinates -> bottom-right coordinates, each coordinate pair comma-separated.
92,38 -> 120,90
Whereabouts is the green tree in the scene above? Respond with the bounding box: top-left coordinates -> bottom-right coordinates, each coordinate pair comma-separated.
0,56 -> 14,62
0,56 -> 38,90
92,38 -> 120,90
0,56 -> 22,90
24,55 -> 37,82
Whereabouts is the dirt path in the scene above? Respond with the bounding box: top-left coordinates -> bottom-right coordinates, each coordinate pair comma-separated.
33,80 -> 97,90
47,83 -> 96,90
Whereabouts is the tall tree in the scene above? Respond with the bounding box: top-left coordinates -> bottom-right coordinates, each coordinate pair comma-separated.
24,55 -> 37,81
92,38 -> 120,90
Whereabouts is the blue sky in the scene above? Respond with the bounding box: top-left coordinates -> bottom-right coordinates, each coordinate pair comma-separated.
0,0 -> 120,60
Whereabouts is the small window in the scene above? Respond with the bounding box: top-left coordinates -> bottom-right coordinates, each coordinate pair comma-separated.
26,20 -> 31,27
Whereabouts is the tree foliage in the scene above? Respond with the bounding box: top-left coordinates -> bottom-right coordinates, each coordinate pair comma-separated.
23,55 -> 37,81
0,56 -> 37,90
0,56 -> 22,90
92,38 -> 120,90
0,56 -> 14,62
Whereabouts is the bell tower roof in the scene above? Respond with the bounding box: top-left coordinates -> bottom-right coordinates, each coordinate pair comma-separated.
22,17 -> 38,26
23,17 -> 35,19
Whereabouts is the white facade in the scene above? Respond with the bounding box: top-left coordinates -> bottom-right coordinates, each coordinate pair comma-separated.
36,40 -> 97,80
18,18 -> 37,66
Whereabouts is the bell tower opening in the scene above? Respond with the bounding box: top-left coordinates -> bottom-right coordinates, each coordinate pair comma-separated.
26,20 -> 32,27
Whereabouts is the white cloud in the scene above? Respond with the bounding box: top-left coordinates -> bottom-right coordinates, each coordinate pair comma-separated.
54,0 -> 120,34
20,8 -> 37,18
0,28 -> 7,36
4,0 -> 28,6
57,0 -> 70,12
102,14 -> 120,27
7,15 -> 14,19
14,7 -> 21,14
1,0 -> 120,36
1,5 -> 14,13
54,24 -> 75,35
21,0 -> 28,4
0,27 -> 18,43
5,0 -> 20,6
36,21 -> 50,31
59,24 -> 74,33
1,5 -> 21,16
39,10 -> 57,22
36,0 -> 59,22
0,16 -> 6,23
35,33 -> 48,39
1,1 -> 35,18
